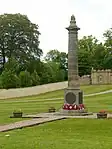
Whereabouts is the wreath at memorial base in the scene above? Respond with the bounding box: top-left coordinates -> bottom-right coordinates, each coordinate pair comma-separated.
62,104 -> 85,110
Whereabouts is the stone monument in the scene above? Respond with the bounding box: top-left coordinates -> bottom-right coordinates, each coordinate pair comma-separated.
59,15 -> 91,115
64,15 -> 83,105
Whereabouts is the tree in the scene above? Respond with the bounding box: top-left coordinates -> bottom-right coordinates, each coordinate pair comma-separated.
103,28 -> 112,69
0,13 -> 43,69
31,70 -> 40,86
93,43 -> 106,69
27,59 -> 43,75
45,50 -> 67,70
4,58 -> 20,74
103,28 -> 112,50
78,35 -> 99,76
1,70 -> 20,89
19,71 -> 32,87
39,62 -> 54,84
47,61 -> 65,82
0,58 -> 21,89
45,49 -> 60,62
45,49 -> 68,80
56,69 -> 65,82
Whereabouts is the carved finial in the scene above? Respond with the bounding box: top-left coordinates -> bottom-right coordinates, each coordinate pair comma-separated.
66,14 -> 80,31
71,15 -> 75,21
70,15 -> 76,27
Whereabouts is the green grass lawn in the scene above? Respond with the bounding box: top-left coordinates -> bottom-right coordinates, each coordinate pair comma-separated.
1,85 -> 112,149
82,84 -> 112,94
0,119 -> 112,149
1,85 -> 112,124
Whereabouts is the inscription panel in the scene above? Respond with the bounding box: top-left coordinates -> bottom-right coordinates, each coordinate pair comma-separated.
65,92 -> 76,104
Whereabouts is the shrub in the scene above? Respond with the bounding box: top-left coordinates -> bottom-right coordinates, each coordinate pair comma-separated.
56,69 -> 65,82
19,71 -> 32,87
31,70 -> 40,86
1,70 -> 20,89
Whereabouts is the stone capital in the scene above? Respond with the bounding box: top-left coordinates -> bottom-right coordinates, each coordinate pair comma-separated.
66,15 -> 80,32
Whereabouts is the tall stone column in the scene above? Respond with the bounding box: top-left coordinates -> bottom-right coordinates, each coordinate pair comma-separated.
67,15 -> 80,89
64,15 -> 83,106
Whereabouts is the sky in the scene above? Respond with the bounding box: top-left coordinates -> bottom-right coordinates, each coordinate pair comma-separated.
0,0 -> 112,54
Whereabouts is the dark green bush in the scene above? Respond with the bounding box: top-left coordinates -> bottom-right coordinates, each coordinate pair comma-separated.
19,71 -> 32,87
1,70 -> 20,89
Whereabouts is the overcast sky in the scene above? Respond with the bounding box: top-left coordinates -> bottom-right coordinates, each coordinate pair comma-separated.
0,0 -> 112,54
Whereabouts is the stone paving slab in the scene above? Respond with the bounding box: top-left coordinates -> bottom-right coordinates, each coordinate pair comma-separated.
27,112 -> 112,119
31,112 -> 97,119
0,116 -> 66,132
1,112 -> 112,132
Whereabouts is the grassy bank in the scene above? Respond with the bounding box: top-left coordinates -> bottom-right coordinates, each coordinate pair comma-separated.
0,85 -> 112,124
0,119 -> 112,149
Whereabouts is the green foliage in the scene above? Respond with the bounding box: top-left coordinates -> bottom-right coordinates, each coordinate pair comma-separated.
26,60 -> 45,79
31,70 -> 40,86
103,28 -> 112,50
45,49 -> 68,80
103,28 -> 112,69
93,43 -> 106,69
45,50 -> 68,71
0,70 -> 20,89
78,33 -> 112,75
39,62 -> 54,84
56,69 -> 65,82
47,61 -> 60,82
4,58 -> 20,74
39,61 -> 65,84
45,49 -> 60,61
19,71 -> 32,87
78,35 -> 98,76
0,13 -> 42,69
0,75 -> 3,88
1,14 -> 112,88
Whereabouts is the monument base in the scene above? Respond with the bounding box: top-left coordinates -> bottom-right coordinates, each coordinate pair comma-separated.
56,109 -> 93,116
59,88 -> 93,116
64,88 -> 83,105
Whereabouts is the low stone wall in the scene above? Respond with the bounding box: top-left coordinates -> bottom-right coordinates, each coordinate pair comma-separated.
79,75 -> 90,85
91,69 -> 112,84
0,82 -> 68,99
0,76 -> 91,99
